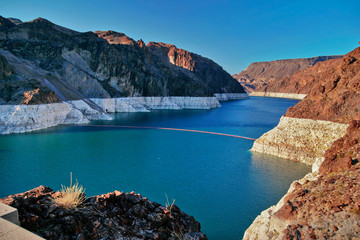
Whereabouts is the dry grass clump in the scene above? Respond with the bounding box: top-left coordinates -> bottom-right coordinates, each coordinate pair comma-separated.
53,172 -> 86,209
165,194 -> 176,216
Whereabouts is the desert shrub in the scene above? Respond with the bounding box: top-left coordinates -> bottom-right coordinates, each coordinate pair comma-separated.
53,172 -> 86,209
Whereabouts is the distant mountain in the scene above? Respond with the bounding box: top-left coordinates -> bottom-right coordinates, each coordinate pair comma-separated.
0,16 -> 245,105
233,56 -> 342,92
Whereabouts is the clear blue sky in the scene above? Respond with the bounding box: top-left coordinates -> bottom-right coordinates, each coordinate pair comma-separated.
2,0 -> 359,74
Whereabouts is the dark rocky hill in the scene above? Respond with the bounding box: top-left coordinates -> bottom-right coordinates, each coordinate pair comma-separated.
0,16 -> 245,105
233,56 -> 342,92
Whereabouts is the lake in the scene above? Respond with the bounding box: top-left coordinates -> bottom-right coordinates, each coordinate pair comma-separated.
0,96 -> 311,239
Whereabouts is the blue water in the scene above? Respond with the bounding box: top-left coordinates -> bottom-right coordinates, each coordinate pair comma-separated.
0,97 -> 310,239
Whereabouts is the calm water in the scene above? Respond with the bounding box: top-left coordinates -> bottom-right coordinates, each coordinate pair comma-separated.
0,97 -> 310,239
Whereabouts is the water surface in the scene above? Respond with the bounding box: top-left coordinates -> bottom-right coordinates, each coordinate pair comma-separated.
0,97 -> 311,239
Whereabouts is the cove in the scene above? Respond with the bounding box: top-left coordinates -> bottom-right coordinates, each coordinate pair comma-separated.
0,96 -> 311,239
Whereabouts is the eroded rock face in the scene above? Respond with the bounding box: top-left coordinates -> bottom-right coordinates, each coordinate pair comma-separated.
0,186 -> 207,240
0,102 -> 89,134
233,56 -> 342,93
251,116 -> 348,166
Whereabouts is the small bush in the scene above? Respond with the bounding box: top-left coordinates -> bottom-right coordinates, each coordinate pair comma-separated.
53,172 -> 86,209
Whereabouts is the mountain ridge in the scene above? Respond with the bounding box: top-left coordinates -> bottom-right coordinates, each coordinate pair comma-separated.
233,55 -> 342,93
0,16 -> 246,105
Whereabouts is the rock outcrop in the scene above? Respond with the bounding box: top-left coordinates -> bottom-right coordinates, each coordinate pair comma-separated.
233,55 -> 342,93
245,47 -> 360,239
251,116 -> 348,166
0,102 -> 89,134
0,186 -> 207,240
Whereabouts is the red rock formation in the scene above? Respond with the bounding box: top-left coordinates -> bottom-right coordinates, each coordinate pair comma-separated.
319,120 -> 360,175
274,165 -> 360,239
147,42 -> 195,71
285,47 -> 360,123
233,56 -> 342,92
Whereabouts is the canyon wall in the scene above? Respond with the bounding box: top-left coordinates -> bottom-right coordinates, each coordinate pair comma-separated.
0,16 -> 245,104
0,16 -> 248,134
245,47 -> 360,239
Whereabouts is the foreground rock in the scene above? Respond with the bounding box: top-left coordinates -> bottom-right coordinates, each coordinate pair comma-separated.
233,55 -> 341,93
244,164 -> 360,239
0,186 -> 207,240
245,47 -> 360,239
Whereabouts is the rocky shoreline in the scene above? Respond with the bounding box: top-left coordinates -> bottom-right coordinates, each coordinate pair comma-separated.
0,96 -> 240,135
0,186 -> 207,240
250,92 -> 306,100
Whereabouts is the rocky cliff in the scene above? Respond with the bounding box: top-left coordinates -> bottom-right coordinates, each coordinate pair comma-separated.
233,55 -> 342,93
1,186 -> 207,240
0,16 -> 247,134
147,42 -> 245,95
245,47 -> 360,239
0,16 -> 245,102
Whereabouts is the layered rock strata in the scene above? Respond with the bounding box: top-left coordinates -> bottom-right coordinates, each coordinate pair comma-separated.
0,186 -> 207,240
251,117 -> 348,166
0,102 -> 88,134
249,92 -> 306,100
